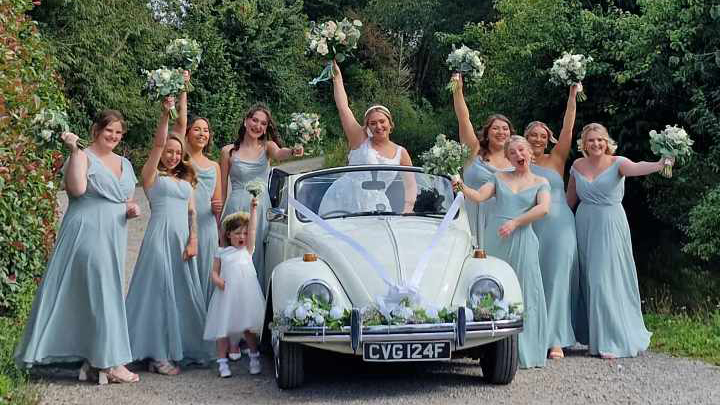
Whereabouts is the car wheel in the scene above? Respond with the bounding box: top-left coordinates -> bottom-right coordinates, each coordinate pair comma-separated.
479,335 -> 518,384
274,340 -> 305,389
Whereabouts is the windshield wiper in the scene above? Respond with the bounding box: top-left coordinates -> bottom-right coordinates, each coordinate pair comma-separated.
322,211 -> 402,220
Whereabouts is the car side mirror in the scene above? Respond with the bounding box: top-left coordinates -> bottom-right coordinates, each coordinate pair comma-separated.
267,207 -> 287,222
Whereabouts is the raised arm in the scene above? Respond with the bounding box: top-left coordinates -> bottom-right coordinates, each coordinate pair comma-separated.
247,198 -> 258,256
498,186 -> 550,238
451,73 -> 480,158
141,97 -> 174,190
60,132 -> 88,197
619,156 -> 667,177
549,84 -> 580,164
266,140 -> 303,162
332,60 -> 365,149
170,71 -> 190,139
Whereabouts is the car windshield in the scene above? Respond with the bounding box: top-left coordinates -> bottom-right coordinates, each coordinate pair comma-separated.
293,167 -> 456,221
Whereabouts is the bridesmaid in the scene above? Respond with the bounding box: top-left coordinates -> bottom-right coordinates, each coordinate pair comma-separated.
567,123 -> 670,359
457,136 -> 550,369
15,110 -> 140,384
172,73 -> 223,307
525,84 -> 581,358
451,73 -> 513,251
220,104 -> 303,293
125,97 -> 211,375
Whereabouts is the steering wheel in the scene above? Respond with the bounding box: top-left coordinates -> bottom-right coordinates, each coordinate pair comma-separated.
321,209 -> 353,217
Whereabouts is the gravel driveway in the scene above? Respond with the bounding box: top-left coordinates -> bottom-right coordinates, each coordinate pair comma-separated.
40,156 -> 720,404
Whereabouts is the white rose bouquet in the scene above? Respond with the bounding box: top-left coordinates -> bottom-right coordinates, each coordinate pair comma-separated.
306,18 -> 362,85
445,45 -> 485,93
283,112 -> 324,156
549,52 -> 593,101
245,180 -> 266,198
31,108 -> 84,148
141,67 -> 187,120
272,297 -> 348,331
649,124 -> 694,178
165,38 -> 202,72
420,134 -> 470,192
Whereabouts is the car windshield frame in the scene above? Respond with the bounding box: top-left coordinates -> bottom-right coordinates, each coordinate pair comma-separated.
292,165 -> 459,223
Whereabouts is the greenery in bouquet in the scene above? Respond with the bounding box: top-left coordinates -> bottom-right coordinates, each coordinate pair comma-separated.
649,125 -> 694,178
245,180 -> 266,198
468,293 -> 523,322
549,52 -> 592,101
445,45 -> 485,93
420,134 -> 470,191
31,108 -> 84,148
272,296 -> 349,331
283,112 -> 324,156
306,18 -> 362,85
165,38 -> 202,72
362,298 -> 456,326
141,67 -> 187,120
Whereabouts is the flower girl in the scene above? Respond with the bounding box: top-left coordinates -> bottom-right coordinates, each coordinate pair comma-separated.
203,198 -> 265,377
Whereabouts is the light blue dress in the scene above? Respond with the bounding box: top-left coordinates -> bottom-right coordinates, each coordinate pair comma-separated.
125,176 -> 212,363
194,164 -> 219,308
15,150 -> 136,369
530,165 -> 578,348
463,157 -> 513,251
485,175 -> 549,369
571,157 -> 651,357
221,152 -> 270,293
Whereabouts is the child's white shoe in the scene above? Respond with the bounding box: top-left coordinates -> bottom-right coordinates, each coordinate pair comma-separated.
248,352 -> 261,375
217,359 -> 232,378
228,351 -> 242,361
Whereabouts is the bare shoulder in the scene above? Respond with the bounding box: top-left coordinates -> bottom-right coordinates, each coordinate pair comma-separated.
572,157 -> 587,169
533,174 -> 550,185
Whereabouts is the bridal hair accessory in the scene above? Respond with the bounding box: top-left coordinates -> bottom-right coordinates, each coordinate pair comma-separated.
363,105 -> 391,119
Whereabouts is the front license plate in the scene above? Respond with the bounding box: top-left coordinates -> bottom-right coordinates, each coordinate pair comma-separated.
362,341 -> 451,362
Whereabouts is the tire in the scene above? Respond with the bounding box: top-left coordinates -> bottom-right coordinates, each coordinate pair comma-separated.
274,340 -> 305,389
479,335 -> 518,384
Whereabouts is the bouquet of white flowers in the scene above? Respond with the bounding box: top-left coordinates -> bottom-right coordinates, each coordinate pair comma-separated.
283,112 -> 324,156
245,180 -> 266,198
306,18 -> 362,85
549,52 -> 593,101
420,134 -> 470,191
445,45 -> 485,93
165,38 -> 202,72
31,108 -> 84,148
272,297 -> 348,331
649,124 -> 694,178
141,67 -> 187,120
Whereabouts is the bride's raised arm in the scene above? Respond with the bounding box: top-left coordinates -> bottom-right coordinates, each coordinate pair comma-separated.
332,60 -> 365,150
451,73 -> 480,158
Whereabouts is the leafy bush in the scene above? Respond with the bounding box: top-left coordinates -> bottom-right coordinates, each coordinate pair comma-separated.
683,186 -> 720,262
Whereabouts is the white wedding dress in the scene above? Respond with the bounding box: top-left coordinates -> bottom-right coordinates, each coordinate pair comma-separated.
318,139 -> 404,216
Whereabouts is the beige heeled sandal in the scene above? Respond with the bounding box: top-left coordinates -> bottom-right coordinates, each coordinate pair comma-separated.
148,360 -> 180,376
98,366 -> 140,385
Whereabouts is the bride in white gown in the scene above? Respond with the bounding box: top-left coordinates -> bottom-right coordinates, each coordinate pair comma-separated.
318,61 -> 416,216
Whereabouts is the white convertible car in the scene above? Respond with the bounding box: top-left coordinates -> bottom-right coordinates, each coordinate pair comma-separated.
261,165 -> 523,389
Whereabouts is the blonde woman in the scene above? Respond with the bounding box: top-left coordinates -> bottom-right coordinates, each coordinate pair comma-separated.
567,123 -> 671,359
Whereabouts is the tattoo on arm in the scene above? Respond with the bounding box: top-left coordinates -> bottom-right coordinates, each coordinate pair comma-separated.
189,207 -> 198,240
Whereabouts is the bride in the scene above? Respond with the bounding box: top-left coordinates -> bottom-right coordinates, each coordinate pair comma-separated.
318,60 -> 416,216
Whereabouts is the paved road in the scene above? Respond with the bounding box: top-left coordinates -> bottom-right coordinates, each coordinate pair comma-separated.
40,156 -> 720,404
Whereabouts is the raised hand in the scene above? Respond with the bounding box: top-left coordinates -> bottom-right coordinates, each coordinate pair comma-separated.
250,197 -> 258,210
291,144 -> 304,157
451,72 -> 463,88
60,132 -> 81,151
182,70 -> 190,85
162,96 -> 175,114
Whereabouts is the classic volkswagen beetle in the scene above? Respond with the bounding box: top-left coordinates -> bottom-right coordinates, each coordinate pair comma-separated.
261,165 -> 523,389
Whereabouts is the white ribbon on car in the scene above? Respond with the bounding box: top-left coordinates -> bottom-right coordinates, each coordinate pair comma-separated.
289,191 -> 465,317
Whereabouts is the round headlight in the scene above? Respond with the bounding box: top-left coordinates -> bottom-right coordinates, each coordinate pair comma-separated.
468,277 -> 503,303
298,281 -> 333,305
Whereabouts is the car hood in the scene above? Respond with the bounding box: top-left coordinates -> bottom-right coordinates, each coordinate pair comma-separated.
294,216 -> 471,308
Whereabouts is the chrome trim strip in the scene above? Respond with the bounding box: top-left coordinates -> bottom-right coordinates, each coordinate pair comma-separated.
281,327 -> 522,343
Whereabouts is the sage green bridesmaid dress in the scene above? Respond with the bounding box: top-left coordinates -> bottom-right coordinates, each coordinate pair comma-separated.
484,175 -> 549,369
221,152 -> 270,293
571,157 -> 651,357
194,165 -> 219,308
125,176 -> 212,363
463,158 -> 513,251
530,164 -> 578,348
15,150 -> 136,369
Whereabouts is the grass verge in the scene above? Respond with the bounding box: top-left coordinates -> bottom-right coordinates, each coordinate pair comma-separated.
644,309 -> 720,366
